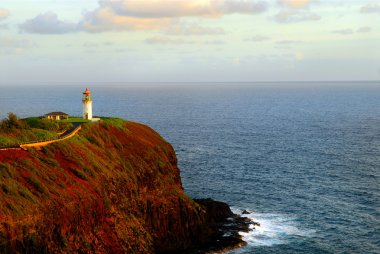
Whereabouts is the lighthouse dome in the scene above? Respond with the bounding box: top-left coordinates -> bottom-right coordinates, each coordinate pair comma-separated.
83,88 -> 91,95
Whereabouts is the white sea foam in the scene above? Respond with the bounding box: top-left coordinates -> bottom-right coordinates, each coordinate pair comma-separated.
232,208 -> 315,247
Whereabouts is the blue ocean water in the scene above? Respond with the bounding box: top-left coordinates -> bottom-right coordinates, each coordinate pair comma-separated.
0,83 -> 379,253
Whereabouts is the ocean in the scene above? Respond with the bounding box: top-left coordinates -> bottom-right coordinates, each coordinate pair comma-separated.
0,82 -> 379,253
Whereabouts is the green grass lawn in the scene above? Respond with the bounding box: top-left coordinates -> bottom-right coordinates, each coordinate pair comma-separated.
0,129 -> 59,147
61,117 -> 91,123
0,114 -> 101,148
0,115 -> 75,148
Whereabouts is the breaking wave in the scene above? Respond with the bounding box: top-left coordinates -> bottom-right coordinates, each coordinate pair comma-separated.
232,208 -> 316,247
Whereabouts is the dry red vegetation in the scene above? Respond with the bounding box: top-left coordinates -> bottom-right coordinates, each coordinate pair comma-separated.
0,119 -> 212,253
0,149 -> 30,162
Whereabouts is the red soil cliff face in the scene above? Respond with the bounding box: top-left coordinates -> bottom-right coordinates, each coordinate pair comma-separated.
0,120 -> 213,253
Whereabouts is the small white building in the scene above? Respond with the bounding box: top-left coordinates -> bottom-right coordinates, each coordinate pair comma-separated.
45,112 -> 69,121
82,88 -> 93,120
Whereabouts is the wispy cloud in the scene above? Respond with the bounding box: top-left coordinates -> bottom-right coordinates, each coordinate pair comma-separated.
357,26 -> 371,33
222,0 -> 268,14
0,8 -> 9,21
360,4 -> 380,14
276,40 -> 302,44
0,36 -> 36,55
19,12 -> 78,34
83,42 -> 99,48
203,40 -> 225,45
145,36 -> 194,45
332,29 -> 353,35
274,9 -> 320,23
0,23 -> 8,30
277,0 -> 315,9
331,27 -> 372,35
0,37 -> 35,48
164,23 -> 225,36
244,36 -> 271,42
274,40 -> 302,49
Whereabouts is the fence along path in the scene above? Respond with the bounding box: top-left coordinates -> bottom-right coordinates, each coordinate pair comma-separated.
0,124 -> 82,151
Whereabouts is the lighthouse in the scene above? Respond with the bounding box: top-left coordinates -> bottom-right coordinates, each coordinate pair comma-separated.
82,88 -> 93,120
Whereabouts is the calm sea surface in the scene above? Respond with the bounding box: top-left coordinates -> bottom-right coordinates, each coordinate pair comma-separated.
0,82 -> 379,253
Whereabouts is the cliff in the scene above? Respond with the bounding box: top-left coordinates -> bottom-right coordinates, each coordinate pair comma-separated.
0,119 -> 249,253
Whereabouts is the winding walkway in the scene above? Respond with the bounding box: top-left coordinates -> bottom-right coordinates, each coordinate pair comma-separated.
0,124 -> 82,151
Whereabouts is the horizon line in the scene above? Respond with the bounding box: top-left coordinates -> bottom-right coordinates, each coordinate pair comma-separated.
0,80 -> 379,86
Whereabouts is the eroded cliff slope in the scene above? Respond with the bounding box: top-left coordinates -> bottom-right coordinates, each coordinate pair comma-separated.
0,119 -> 216,253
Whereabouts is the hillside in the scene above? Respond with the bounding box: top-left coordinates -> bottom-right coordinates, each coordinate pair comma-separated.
0,118 -> 249,253
0,113 -> 73,148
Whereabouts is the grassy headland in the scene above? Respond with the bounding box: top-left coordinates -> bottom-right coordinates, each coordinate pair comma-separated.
0,113 -> 73,147
0,117 -> 213,253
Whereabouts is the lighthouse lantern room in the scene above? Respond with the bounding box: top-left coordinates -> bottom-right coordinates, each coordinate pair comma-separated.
82,88 -> 93,120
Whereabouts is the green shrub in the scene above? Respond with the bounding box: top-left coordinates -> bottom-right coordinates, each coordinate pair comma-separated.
48,173 -> 57,181
157,160 -> 166,170
40,157 -> 59,167
0,113 -> 29,131
18,187 -> 36,203
1,184 -> 10,194
69,168 -> 88,180
25,117 -> 73,132
104,197 -> 111,210
24,117 -> 42,128
101,117 -> 126,130
0,163 -> 16,178
26,176 -> 47,195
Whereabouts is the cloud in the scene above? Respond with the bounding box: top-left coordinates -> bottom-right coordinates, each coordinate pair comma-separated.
80,0 -> 268,32
332,29 -> 353,35
360,4 -> 380,14
145,36 -> 194,45
19,1 -> 268,34
332,27 -> 372,35
245,35 -> 271,42
244,35 -> 271,42
0,8 -> 9,21
19,11 -> 78,34
274,40 -> 302,49
203,40 -> 225,45
357,26 -> 371,33
83,42 -> 99,48
274,9 -> 320,23
276,40 -> 301,44
164,23 -> 225,36
80,7 -> 173,32
277,0 -> 314,8
223,0 -> 268,14
294,51 -> 304,61
0,37 -> 35,48
0,37 -> 36,55
145,36 -> 225,45
101,0 -> 268,18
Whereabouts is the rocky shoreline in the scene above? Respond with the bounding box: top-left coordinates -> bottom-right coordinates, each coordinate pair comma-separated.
176,199 -> 259,254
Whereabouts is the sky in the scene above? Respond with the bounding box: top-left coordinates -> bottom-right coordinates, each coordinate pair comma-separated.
0,0 -> 379,84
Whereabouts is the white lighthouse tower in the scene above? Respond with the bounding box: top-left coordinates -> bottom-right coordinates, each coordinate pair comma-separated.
82,88 -> 93,120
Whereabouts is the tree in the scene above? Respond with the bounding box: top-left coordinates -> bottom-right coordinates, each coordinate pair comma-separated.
0,113 -> 28,131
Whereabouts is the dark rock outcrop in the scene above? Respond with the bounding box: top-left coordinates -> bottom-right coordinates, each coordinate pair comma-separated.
188,199 -> 252,254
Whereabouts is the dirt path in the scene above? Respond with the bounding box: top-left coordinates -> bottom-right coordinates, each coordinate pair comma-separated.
0,125 -> 82,151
